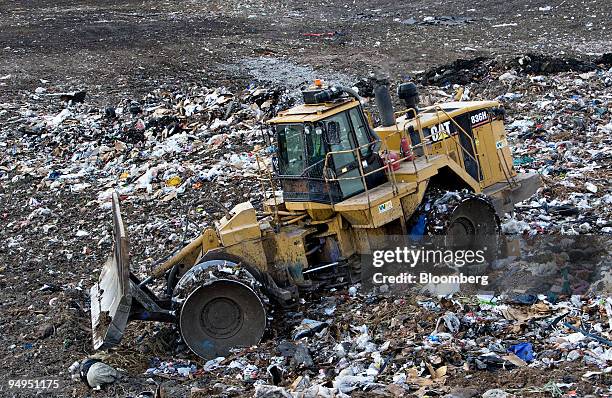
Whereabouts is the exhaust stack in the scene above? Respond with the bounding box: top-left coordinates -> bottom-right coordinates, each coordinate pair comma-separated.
374,84 -> 396,127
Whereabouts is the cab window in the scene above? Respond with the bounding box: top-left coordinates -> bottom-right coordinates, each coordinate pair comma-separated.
348,107 -> 371,155
323,112 -> 355,168
277,124 -> 305,175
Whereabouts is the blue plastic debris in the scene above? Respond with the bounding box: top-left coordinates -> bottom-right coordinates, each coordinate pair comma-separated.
264,145 -> 277,154
409,214 -> 427,241
428,334 -> 440,343
48,170 -> 61,180
508,342 -> 534,362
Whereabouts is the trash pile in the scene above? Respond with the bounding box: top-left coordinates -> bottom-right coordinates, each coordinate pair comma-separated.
0,54 -> 610,396
0,84 -> 292,277
420,53 -> 611,86
2,84 -> 290,210
127,291 -> 612,397
0,83 -> 294,395
486,67 -> 612,235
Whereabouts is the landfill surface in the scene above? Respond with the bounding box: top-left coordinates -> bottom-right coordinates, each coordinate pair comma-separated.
1,0 -> 611,397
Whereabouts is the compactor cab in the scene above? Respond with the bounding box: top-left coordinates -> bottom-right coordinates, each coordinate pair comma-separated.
269,81 -> 541,217
270,84 -> 387,203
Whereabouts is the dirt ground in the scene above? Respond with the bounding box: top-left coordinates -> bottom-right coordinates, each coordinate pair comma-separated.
1,0 -> 611,101
0,0 -> 611,397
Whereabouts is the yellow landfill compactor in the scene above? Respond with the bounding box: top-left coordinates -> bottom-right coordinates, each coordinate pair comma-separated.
90,82 -> 541,358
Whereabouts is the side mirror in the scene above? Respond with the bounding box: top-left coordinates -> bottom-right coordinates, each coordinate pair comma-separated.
325,121 -> 341,145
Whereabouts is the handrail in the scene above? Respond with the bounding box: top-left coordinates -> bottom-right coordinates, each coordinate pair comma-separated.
299,158 -> 325,177
322,138 -> 411,207
433,107 -> 480,162
354,148 -> 372,208
322,129 -> 442,184
496,147 -> 518,187
434,109 -> 466,171
375,127 -> 411,196
255,154 -> 280,226
322,142 -> 390,181
371,126 -> 399,194
432,106 -> 480,165
496,148 -> 514,187
412,108 -> 429,160
447,133 -> 483,186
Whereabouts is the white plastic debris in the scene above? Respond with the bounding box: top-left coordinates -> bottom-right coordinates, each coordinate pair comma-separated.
585,182 -> 598,193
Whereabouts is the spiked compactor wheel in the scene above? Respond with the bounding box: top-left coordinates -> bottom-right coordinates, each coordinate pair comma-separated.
179,279 -> 267,358
410,190 -> 500,271
447,196 -> 499,257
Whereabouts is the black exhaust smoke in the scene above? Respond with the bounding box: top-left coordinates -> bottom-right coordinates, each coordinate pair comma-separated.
374,84 -> 395,127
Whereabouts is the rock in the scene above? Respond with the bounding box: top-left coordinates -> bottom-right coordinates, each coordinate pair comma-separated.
444,387 -> 479,398
37,323 -> 55,339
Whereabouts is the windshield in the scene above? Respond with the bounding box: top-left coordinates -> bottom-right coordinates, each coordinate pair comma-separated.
305,124 -> 325,165
277,123 -> 330,176
277,124 -> 305,175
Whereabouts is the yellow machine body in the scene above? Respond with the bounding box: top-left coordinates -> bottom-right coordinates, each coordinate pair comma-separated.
151,93 -> 540,280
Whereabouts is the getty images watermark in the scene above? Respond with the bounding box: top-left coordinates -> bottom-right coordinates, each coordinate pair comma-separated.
361,234 -> 610,296
368,247 -> 489,286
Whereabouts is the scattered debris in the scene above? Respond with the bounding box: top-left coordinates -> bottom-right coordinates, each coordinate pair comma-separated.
70,359 -> 121,390
293,319 -> 328,340
399,16 -> 475,26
